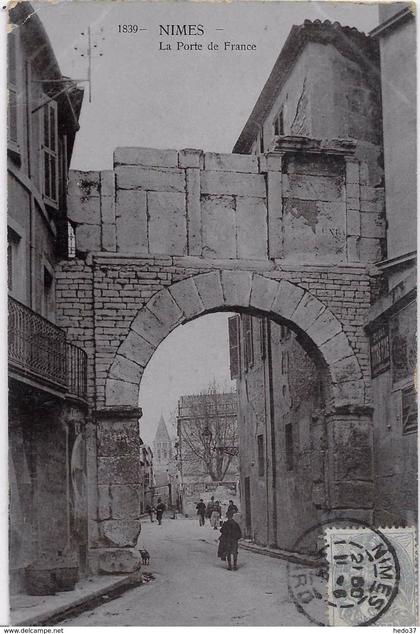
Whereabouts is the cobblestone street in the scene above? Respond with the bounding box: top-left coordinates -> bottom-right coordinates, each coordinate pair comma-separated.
61,517 -> 311,626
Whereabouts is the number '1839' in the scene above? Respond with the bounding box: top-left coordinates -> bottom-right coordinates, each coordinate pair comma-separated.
118,25 -> 139,33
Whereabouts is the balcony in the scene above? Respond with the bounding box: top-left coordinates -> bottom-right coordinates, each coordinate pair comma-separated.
8,296 -> 87,402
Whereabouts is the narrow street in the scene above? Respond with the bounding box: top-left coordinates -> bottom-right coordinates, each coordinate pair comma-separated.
61,517 -> 311,626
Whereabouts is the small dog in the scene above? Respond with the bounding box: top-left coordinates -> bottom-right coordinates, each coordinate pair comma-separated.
140,549 -> 150,565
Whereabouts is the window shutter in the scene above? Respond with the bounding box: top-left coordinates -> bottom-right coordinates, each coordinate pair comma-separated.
243,315 -> 254,370
228,315 -> 241,379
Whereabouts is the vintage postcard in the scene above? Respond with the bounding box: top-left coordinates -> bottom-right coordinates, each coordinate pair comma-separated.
6,0 -> 417,627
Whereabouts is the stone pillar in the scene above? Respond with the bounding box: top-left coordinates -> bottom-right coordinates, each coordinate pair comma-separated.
179,149 -> 202,256
325,406 -> 374,523
345,157 -> 361,262
90,406 -> 143,575
264,151 -> 284,259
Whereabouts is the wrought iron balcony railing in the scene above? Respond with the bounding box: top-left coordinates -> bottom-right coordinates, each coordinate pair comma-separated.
8,296 -> 87,401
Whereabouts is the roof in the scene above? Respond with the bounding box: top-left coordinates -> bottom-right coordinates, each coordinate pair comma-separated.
233,19 -> 379,154
153,414 -> 171,443
9,2 -> 83,135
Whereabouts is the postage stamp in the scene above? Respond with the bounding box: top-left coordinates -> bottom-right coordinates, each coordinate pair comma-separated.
325,526 -> 418,626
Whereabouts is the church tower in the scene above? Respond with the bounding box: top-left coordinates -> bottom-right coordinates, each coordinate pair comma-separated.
152,414 -> 174,472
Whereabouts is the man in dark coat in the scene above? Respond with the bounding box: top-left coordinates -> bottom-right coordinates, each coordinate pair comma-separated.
218,518 -> 242,570
156,498 -> 166,525
226,500 -> 239,519
196,499 -> 206,526
206,496 -> 215,524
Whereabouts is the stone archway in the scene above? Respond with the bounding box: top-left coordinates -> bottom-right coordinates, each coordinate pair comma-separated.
90,270 -> 373,574
105,270 -> 365,411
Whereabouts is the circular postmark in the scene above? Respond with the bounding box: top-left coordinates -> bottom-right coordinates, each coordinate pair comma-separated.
287,519 -> 400,626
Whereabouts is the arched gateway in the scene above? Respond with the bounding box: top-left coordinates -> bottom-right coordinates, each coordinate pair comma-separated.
58,139 -> 378,573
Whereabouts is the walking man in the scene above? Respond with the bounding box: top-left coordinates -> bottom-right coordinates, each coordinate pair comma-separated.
156,498 -> 166,526
146,504 -> 155,522
218,517 -> 242,570
196,499 -> 206,526
226,500 -> 239,519
206,496 -> 215,525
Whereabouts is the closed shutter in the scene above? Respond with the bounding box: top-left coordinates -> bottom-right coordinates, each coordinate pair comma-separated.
228,315 -> 241,379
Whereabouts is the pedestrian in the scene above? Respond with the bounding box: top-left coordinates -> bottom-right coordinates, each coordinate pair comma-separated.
226,500 -> 239,519
196,499 -> 206,526
146,504 -> 155,522
206,496 -> 215,525
156,498 -> 166,525
218,517 -> 242,570
210,500 -> 221,530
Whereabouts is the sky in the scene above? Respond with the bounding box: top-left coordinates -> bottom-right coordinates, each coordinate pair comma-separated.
33,0 -> 380,170
30,0 -> 380,443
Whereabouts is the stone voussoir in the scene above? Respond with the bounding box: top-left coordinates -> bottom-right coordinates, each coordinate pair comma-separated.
147,287 -> 184,329
105,378 -> 139,407
192,271 -> 224,312
168,276 -> 205,321
130,307 -> 171,347
306,309 -> 343,347
271,279 -> 306,320
319,331 -> 355,366
118,330 -> 156,367
290,292 -> 327,332
250,274 -> 279,313
108,354 -> 143,384
221,270 -> 253,308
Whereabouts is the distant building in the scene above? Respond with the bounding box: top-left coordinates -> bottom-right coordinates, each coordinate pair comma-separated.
151,415 -> 179,508
177,391 -> 239,485
8,2 -> 87,594
139,442 -> 154,514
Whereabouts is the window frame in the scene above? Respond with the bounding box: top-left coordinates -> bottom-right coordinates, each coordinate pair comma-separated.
257,434 -> 264,477
243,314 -> 254,371
7,30 -> 20,158
40,99 -> 59,209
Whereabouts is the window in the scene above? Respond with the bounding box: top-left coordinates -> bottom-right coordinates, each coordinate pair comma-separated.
243,315 -> 254,370
228,315 -> 241,379
285,423 -> 293,471
402,385 -> 417,434
41,100 -> 59,206
257,434 -> 264,477
7,227 -> 21,293
273,109 -> 284,137
7,31 -> 19,153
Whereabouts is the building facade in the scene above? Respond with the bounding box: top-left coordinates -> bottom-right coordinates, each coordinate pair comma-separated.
367,4 -> 417,527
139,443 -> 154,514
231,14 -> 416,548
8,2 -> 88,594
151,415 -> 179,508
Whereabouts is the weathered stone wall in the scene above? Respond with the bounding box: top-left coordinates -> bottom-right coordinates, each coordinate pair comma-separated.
67,142 -> 385,266
56,258 -> 372,412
